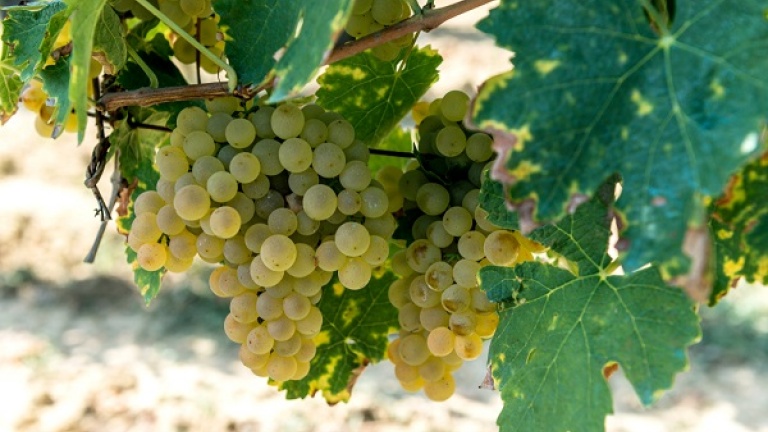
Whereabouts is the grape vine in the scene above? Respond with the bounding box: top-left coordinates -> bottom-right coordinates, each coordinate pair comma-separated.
1,0 -> 766,431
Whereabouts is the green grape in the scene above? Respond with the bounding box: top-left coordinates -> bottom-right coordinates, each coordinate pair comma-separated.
209,206 -> 241,239
228,152 -> 261,184
388,278 -> 411,309
398,333 -> 430,366
449,311 -> 477,336
441,284 -> 472,313
409,275 -> 441,308
168,230 -> 198,260
223,235 -> 251,265
427,326 -> 455,357
218,269 -> 249,297
295,210 -> 320,236
156,178 -> 176,204
326,119 -> 355,149
484,230 -> 520,266
316,241 -> 347,272
406,239 -> 442,273
419,357 -> 447,382
312,142 -> 346,178
416,183 -> 450,216
375,165 -> 402,193
391,250 -> 414,278
224,313 -> 254,344
364,213 -> 397,238
335,222 -> 371,257
196,232 -> 225,259
133,191 -> 165,215
160,0 -> 191,26
424,261 -> 454,292
239,344 -> 269,369
274,333 -> 303,357
164,252 -> 194,273
475,312 -> 499,338
359,186 -> 389,218
230,292 -> 260,323
420,306 -> 450,331
295,337 -> 317,362
288,170 -> 319,196
250,255 -> 284,287
260,234 -> 297,272
338,257 -> 372,290
137,242 -> 167,271
361,235 -> 389,266
443,206 -> 473,237
266,277 -> 294,299
426,221 -> 454,249
173,173 -> 199,193
343,140 -> 370,162
300,118 -> 328,147
302,184 -> 337,221
266,353 -> 297,381
268,208 -> 298,236
474,206 -> 499,232
336,189 -> 362,216
204,96 -> 239,115
183,130 -> 216,160
461,188 -> 481,213
301,104 -> 325,120
242,174 -> 271,200
292,360 -> 310,380
347,13 -> 375,37
156,205 -> 186,236
412,215 -> 438,240
172,37 -> 196,64
192,155 -> 225,185
339,160 -> 371,191
398,302 -> 422,332
248,106 -> 276,139
217,145 -> 241,169
457,230 -> 485,261
199,44 -> 224,74
454,333 -> 483,360
244,223 -> 271,253
246,325 -> 274,355
207,171 -> 238,203
371,41 -> 400,61
278,137 -> 313,173
283,292 -> 311,321
174,184 -> 211,221
237,263 -> 259,290
176,106 -> 208,135
435,126 -> 467,157
254,190 -> 285,220
471,288 -> 496,314
267,315 -> 297,341
286,243 -> 316,278
256,292 -> 284,321
21,82 -> 46,113
296,306 -> 323,337
225,118 -> 257,149
170,129 -> 186,147
156,146 -> 189,181
466,133 -> 494,162
351,0 -> 373,14
423,373 -> 455,402
395,362 -> 420,382
251,138 -> 284,176
179,0 -> 206,17
371,0 -> 404,25
440,90 -> 470,122
271,103 -> 305,139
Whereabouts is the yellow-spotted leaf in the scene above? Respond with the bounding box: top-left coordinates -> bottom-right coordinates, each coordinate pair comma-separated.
280,272 -> 399,402
474,0 -> 768,275
479,175 -> 700,432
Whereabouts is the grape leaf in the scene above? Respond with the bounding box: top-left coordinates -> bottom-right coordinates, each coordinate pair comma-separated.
479,175 -> 700,432
0,0 -> 67,81
214,0 -> 302,86
708,150 -> 768,305
316,47 -> 442,146
474,0 -> 768,274
114,123 -> 168,305
38,56 -> 72,127
480,176 -> 519,230
65,0 -> 109,142
92,5 -> 127,72
268,0 -> 354,102
280,271 -> 399,403
0,60 -> 22,123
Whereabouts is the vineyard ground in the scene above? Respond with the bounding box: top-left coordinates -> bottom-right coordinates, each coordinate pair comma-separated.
1,6 -> 768,431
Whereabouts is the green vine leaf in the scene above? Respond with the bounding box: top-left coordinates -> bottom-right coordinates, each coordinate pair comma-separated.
65,0 -> 109,142
38,56 -> 72,127
479,175 -> 701,432
92,5 -> 127,72
708,151 -> 768,305
479,175 -> 519,231
474,0 -> 768,274
280,271 -> 399,403
316,47 -> 442,146
0,0 -> 67,81
0,61 -> 22,123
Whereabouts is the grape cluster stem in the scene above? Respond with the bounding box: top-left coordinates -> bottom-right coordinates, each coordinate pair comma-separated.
97,0 -> 494,112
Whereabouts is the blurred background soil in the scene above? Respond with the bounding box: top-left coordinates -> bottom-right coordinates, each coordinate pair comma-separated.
1,2 -> 768,431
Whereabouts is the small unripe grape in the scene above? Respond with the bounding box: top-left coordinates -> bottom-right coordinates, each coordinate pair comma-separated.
271,103 -> 304,139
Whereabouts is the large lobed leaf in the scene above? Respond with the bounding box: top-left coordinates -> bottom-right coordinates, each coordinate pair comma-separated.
709,150 -> 768,305
316,47 -> 442,146
479,175 -> 700,432
474,0 -> 768,275
280,271 -> 399,403
1,1 -> 67,81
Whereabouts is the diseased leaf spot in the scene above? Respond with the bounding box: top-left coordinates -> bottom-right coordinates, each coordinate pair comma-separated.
630,89 -> 653,117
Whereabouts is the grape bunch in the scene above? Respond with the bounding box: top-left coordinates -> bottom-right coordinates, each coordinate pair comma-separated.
346,0 -> 414,61
127,97 -> 400,383
385,90 -> 544,401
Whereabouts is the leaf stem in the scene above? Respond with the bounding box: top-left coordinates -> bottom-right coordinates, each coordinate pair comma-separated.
98,0 -> 492,111
133,0 -> 237,91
